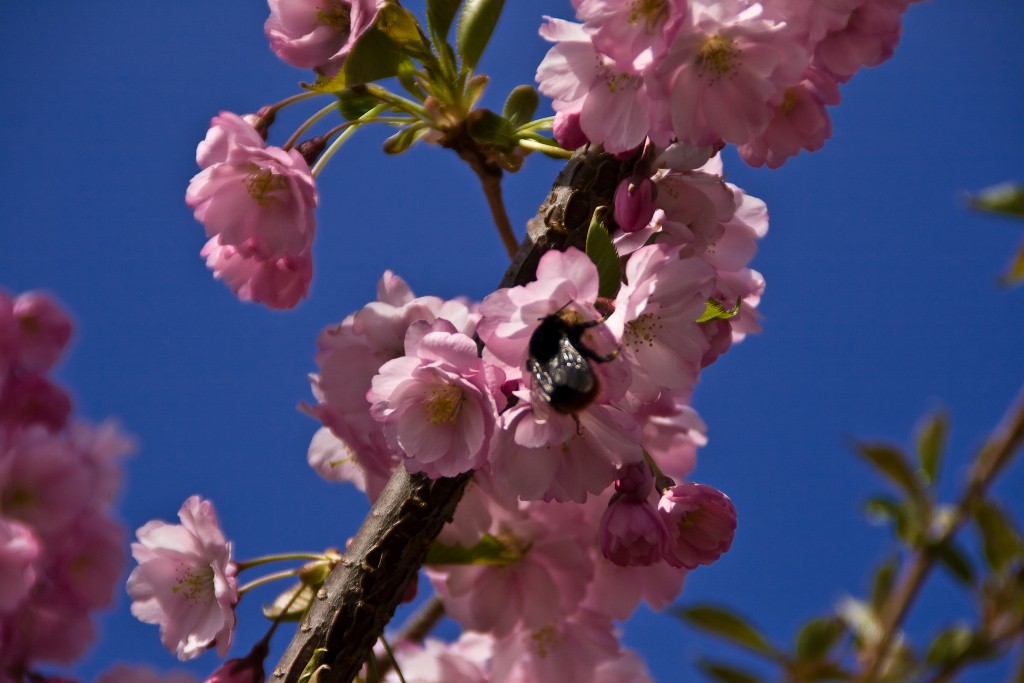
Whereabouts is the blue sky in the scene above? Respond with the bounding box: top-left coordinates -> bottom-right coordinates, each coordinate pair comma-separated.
1,1 -> 1023,681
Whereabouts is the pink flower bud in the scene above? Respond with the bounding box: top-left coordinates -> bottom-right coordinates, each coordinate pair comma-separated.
599,494 -> 669,567
613,177 -> 656,234
658,483 -> 736,569
11,292 -> 73,375
205,641 -> 268,683
552,110 -> 589,151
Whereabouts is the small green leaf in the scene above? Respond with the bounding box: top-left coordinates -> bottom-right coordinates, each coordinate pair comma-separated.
870,555 -> 899,613
915,410 -> 948,485
262,582 -> 315,622
794,617 -> 846,661
335,88 -> 383,121
929,540 -> 975,585
456,0 -> 505,71
298,649 -> 328,683
466,109 -> 516,151
974,500 -> 1023,572
696,660 -> 765,683
502,85 -> 539,129
585,207 -> 621,299
853,442 -> 920,496
696,297 -> 742,323
427,0 -> 462,42
376,3 -> 433,60
967,182 -> 1024,219
382,123 -> 429,154
676,604 -> 777,657
924,625 -> 976,667
425,534 -> 519,565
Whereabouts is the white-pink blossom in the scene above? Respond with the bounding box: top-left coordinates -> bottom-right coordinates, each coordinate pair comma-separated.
127,496 -> 239,660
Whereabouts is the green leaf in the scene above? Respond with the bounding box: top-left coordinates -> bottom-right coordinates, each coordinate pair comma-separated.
1001,243 -> 1024,286
376,3 -> 433,60
676,604 -> 776,657
915,410 -> 948,485
870,555 -> 899,613
974,500 -> 1023,572
924,625 -> 976,667
425,534 -> 519,565
696,660 -> 765,683
427,0 -> 462,43
585,207 -> 621,299
382,123 -> 429,154
967,182 -> 1024,219
864,495 -> 921,543
466,109 -> 516,151
502,85 -> 539,129
696,297 -> 742,323
335,88 -> 383,121
456,0 -> 505,71
795,617 -> 846,661
853,442 -> 920,496
929,540 -> 976,586
305,26 -> 412,92
298,649 -> 328,683
262,582 -> 315,622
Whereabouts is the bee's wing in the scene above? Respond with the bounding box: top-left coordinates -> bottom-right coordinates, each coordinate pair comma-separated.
527,357 -> 554,425
550,336 -> 596,395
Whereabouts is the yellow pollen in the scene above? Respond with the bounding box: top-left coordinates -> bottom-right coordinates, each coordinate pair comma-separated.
625,313 -> 663,351
697,34 -> 739,80
530,625 -> 560,658
629,0 -> 669,31
423,383 -> 464,424
677,508 -> 703,530
316,3 -> 351,31
244,166 -> 286,206
781,88 -> 799,113
171,563 -> 214,605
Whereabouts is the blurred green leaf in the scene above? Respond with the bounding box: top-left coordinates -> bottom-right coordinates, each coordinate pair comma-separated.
924,625 -> 976,667
263,581 -> 315,621
676,604 -> 777,657
696,660 -> 766,683
915,410 -> 948,486
967,182 -> 1024,219
864,495 -> 922,544
854,442 -> 920,496
426,0 -> 461,42
870,555 -> 899,613
502,85 -> 539,129
930,540 -> 976,586
795,617 -> 846,661
456,0 -> 505,71
586,207 -> 621,299
306,26 -> 413,92
974,500 -> 1023,572
425,533 -> 518,565
335,88 -> 382,121
696,297 -> 742,323
1000,244 -> 1024,286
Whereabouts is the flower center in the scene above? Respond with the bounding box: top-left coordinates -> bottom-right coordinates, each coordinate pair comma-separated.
244,166 -> 285,206
696,34 -> 739,81
316,3 -> 352,33
530,624 -> 561,658
629,0 -> 668,31
625,313 -> 663,352
172,562 -> 214,605
780,87 -> 799,113
422,383 -> 464,424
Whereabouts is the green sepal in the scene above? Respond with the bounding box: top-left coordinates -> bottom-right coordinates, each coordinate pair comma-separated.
502,85 -> 539,129
585,207 -> 621,299
425,533 -> 519,566
695,660 -> 766,683
675,604 -> 777,657
967,182 -> 1024,219
298,650 -> 328,683
794,617 -> 846,661
262,581 -> 315,622
466,108 -> 516,151
426,0 -> 462,43
335,88 -> 383,121
456,0 -> 505,71
377,3 -> 432,59
696,297 -> 742,323
305,26 -> 413,92
382,123 -> 429,154
915,409 -> 948,486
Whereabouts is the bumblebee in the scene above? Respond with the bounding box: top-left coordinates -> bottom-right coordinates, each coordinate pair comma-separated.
526,306 -> 617,418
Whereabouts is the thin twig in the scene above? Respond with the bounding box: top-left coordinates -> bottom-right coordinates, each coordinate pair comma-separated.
470,163 -> 518,259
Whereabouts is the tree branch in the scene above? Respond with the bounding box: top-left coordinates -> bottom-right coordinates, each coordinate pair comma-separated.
269,145 -> 634,683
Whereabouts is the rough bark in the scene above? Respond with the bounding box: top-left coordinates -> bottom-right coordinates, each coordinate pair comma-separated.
270,145 -> 633,683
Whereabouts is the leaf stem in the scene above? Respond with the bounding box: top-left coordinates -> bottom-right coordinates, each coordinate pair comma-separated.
238,568 -> 301,594
236,553 -> 330,571
283,102 -> 342,151
311,105 -> 389,177
518,137 -> 573,159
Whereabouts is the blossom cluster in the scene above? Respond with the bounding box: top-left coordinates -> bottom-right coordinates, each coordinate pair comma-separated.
538,0 -> 914,166
304,143 -> 758,681
0,292 -> 134,677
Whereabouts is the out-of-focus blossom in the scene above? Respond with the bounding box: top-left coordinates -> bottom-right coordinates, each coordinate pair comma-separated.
127,496 -> 239,660
204,641 -> 268,683
658,482 -> 736,569
0,518 -> 39,613
9,292 -> 72,375
97,664 -> 199,683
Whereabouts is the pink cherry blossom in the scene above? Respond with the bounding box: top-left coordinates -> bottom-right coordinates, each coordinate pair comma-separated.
593,649 -> 655,683
659,482 -> 736,569
576,0 -> 689,66
97,665 -> 199,683
0,518 -> 39,613
583,551 -> 687,619
382,634 -> 492,683
127,496 -> 239,660
10,292 -> 72,375
196,112 -> 267,170
47,513 -> 125,611
814,0 -> 907,83
200,236 -> 313,310
0,373 -> 72,432
265,0 -> 382,74
597,464 -> 668,566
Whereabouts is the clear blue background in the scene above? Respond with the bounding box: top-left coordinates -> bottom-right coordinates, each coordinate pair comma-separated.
1,1 -> 1022,681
